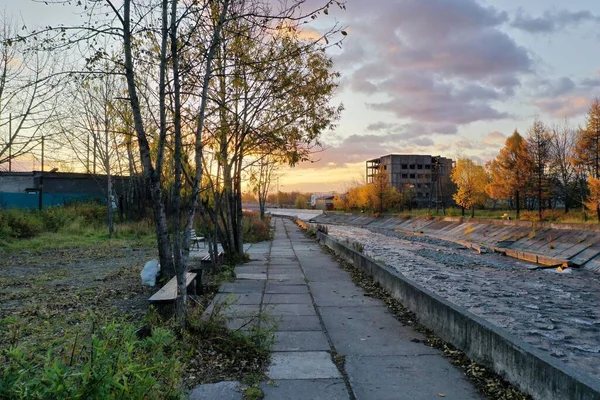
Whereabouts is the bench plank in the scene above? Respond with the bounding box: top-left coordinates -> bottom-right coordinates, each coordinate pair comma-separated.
189,229 -> 205,249
149,272 -> 197,303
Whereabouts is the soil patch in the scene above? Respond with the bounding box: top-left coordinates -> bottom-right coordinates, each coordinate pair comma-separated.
0,244 -> 156,353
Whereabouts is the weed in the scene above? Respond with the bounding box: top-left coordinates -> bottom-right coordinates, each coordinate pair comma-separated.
547,235 -> 555,249
181,300 -> 274,389
242,213 -> 271,243
351,242 -> 364,253
316,224 -> 328,234
243,387 -> 264,400
1,320 -> 182,399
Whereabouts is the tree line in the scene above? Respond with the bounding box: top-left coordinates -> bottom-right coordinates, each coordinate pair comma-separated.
455,99 -> 600,220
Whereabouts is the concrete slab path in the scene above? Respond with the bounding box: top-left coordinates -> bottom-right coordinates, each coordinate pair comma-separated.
208,218 -> 482,400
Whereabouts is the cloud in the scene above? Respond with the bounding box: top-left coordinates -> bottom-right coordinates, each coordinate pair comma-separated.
301,128 -> 447,170
337,0 -> 531,133
481,131 -> 506,146
411,137 -> 434,146
532,96 -> 589,118
511,9 -> 600,34
534,77 -> 576,98
529,75 -> 600,117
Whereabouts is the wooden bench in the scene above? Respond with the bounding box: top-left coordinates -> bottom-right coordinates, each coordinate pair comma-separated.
190,251 -> 225,292
148,272 -> 197,305
189,229 -> 205,250
200,251 -> 224,267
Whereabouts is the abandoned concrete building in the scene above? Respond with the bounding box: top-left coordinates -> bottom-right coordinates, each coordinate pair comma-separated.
366,154 -> 454,208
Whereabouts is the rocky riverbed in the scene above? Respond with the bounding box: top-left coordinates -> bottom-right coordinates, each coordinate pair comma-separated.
326,224 -> 600,380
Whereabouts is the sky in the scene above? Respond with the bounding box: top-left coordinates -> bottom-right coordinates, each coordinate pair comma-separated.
5,0 -> 600,193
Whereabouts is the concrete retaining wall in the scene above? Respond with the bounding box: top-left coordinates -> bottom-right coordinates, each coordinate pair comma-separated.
315,230 -> 600,400
310,214 -> 600,272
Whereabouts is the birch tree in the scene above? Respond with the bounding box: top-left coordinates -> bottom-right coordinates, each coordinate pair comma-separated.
0,18 -> 64,170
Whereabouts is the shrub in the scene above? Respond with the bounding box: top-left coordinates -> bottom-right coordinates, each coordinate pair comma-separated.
519,211 -> 538,221
1,210 -> 44,239
62,201 -> 106,226
541,209 -> 563,222
242,212 -> 271,243
1,321 -> 182,399
519,209 -> 564,222
39,207 -> 70,232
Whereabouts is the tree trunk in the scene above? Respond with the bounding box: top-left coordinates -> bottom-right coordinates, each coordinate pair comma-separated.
123,0 -> 174,278
105,109 -> 114,237
170,0 -> 187,331
471,206 -> 475,218
259,197 -> 266,220
235,160 -> 244,256
538,170 -> 543,221
516,189 -> 520,219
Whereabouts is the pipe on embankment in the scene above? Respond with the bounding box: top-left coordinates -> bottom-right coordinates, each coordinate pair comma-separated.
313,228 -> 600,400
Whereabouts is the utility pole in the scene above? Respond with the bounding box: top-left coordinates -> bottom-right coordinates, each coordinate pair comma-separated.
93,134 -> 97,174
39,135 -> 45,210
87,134 -> 90,173
8,114 -> 12,172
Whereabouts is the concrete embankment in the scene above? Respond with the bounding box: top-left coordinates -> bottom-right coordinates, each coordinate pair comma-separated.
309,225 -> 600,400
309,213 -> 600,272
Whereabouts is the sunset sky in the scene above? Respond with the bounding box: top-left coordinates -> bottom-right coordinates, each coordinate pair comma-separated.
6,0 -> 600,193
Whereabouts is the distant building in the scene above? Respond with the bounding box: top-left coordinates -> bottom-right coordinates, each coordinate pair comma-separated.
366,154 -> 454,208
310,192 -> 334,207
315,195 -> 335,211
0,171 -> 133,209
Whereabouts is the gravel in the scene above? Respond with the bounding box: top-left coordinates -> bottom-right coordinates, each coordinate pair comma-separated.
325,224 -> 600,381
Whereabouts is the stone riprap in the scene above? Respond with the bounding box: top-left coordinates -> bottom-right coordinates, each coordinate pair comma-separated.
309,214 -> 600,272
321,223 -> 600,382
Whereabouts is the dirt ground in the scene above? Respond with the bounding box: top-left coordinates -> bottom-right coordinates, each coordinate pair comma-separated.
0,243 -> 157,353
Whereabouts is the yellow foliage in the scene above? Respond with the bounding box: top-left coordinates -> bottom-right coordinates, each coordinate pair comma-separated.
451,158 -> 489,212
334,167 -> 403,212
584,176 -> 600,213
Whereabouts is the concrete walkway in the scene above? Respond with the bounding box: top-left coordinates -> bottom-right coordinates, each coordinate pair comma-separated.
212,218 -> 482,400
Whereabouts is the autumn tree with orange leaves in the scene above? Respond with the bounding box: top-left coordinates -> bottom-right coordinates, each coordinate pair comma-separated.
452,158 -> 489,217
486,130 -> 533,218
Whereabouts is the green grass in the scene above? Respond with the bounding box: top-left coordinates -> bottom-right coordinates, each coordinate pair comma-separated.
0,223 -> 155,251
0,204 -> 156,251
